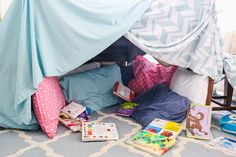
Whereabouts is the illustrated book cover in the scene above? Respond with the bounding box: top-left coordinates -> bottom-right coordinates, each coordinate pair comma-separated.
59,112 -> 87,132
113,82 -> 135,101
186,104 -> 212,140
116,102 -> 139,117
61,101 -> 86,119
127,130 -> 176,156
82,122 -> 119,142
144,118 -> 183,140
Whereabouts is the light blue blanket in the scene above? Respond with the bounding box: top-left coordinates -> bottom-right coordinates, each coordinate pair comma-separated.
1,0 -> 235,130
0,0 -> 152,129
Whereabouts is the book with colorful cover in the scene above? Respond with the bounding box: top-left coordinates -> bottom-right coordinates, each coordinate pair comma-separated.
61,101 -> 86,119
59,112 -> 87,132
186,104 -> 212,140
144,118 -> 183,140
209,137 -> 236,154
113,82 -> 135,101
82,122 -> 119,142
127,130 -> 176,156
116,102 -> 139,117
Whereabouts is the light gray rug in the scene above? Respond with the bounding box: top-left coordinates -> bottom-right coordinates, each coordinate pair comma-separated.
0,105 -> 235,157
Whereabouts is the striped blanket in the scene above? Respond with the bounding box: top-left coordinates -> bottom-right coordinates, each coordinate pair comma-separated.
126,0 -> 236,86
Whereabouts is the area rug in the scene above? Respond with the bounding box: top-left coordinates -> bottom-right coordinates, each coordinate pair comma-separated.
0,105 -> 235,157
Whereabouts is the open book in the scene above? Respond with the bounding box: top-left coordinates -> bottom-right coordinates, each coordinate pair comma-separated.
61,101 -> 86,119
59,112 -> 86,132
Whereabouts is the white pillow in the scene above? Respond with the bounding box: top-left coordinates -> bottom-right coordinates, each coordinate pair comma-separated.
143,54 -> 159,64
170,68 -> 209,104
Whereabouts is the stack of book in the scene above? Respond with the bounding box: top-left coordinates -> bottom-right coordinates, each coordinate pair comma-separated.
59,95 -> 213,156
59,102 -> 120,142
59,101 -> 89,132
113,82 -> 139,117
127,118 -> 183,156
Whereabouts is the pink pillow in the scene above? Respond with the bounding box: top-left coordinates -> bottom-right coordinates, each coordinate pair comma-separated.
128,55 -> 177,96
32,77 -> 66,138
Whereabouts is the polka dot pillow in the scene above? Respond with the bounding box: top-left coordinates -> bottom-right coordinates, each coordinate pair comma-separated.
32,77 -> 66,138
128,55 -> 177,96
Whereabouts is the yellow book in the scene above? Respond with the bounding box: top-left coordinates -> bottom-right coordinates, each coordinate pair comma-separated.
144,118 -> 183,140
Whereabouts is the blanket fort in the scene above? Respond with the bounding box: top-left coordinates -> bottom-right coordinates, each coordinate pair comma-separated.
0,0 -> 235,130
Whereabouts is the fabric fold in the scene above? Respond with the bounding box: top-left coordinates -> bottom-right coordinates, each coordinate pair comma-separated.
0,0 -> 152,129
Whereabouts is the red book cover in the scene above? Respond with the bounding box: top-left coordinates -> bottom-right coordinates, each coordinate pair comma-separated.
113,82 -> 135,101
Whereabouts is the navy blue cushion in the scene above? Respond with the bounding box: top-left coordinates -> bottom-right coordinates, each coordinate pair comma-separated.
120,65 -> 134,86
132,84 -> 190,127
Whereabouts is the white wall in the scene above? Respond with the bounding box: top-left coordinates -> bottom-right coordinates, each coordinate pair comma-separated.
0,0 -> 12,20
216,0 -> 236,32
0,0 -> 1,20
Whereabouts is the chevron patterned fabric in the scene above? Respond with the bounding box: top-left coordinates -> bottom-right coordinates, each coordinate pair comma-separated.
126,0 -> 236,87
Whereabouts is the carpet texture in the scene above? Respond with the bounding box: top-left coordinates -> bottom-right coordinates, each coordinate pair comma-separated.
0,105 -> 235,157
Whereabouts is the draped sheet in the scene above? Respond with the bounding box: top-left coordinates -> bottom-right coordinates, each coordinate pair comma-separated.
0,0 -> 235,130
0,0 -> 152,129
126,0 -> 236,86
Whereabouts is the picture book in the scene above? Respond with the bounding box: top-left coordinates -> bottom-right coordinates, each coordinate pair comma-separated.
209,136 -> 236,154
82,122 -> 119,142
144,118 -> 183,140
61,101 -> 86,119
59,112 -> 87,132
127,130 -> 176,156
186,104 -> 212,140
113,82 -> 135,101
116,102 -> 139,117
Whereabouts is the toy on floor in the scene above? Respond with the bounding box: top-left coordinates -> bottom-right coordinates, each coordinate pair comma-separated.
219,114 -> 236,135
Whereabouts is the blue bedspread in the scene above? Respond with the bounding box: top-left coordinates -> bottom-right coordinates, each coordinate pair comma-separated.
132,84 -> 190,127
0,0 -> 151,129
